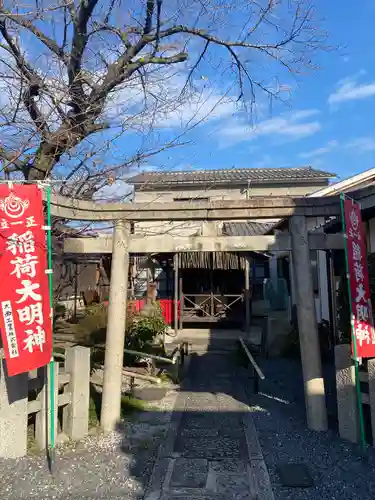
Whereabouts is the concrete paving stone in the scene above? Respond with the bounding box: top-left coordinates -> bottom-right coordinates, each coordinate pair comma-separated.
179,423 -> 244,439
276,463 -> 314,488
210,459 -> 248,474
232,493 -> 256,500
179,427 -> 220,438
216,426 -> 245,438
146,352 -> 272,500
174,436 -> 247,459
170,458 -> 208,488
215,473 -> 250,496
184,405 -> 221,413
180,413 -> 243,431
161,496 -> 228,500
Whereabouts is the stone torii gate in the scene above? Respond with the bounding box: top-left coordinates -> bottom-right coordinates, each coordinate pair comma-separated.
49,193 -> 344,435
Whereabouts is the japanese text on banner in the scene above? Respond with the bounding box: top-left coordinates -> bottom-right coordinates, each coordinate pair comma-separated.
343,198 -> 375,358
0,186 -> 52,376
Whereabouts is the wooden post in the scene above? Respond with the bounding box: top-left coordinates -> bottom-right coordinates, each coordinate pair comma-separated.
174,253 -> 179,337
210,254 -> 214,316
179,276 -> 183,331
290,215 -> 328,431
269,254 -> 278,292
328,251 -> 338,346
100,220 -> 130,433
63,346 -> 90,440
73,261 -> 78,319
245,255 -> 251,337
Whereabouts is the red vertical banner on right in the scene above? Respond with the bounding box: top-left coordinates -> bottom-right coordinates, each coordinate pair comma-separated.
343,198 -> 375,358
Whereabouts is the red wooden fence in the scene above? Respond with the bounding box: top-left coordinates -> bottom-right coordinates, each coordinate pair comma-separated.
126,299 -> 180,325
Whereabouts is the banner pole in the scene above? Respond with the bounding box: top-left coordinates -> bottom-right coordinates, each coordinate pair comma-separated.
45,185 -> 56,470
340,192 -> 366,453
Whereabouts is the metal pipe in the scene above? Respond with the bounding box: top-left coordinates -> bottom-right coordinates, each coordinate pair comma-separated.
123,348 -> 176,365
91,344 -> 176,364
238,337 -> 265,380
52,351 -> 66,360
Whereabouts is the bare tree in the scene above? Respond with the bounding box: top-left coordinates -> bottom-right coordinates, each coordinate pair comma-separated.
0,0 -> 326,199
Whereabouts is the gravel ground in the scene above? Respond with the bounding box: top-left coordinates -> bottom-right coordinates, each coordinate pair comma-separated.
244,357 -> 375,500
0,388 -> 178,500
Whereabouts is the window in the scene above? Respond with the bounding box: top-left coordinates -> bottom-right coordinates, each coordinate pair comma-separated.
173,197 -> 210,203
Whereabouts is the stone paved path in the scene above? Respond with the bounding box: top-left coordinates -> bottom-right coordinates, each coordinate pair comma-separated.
144,352 -> 274,500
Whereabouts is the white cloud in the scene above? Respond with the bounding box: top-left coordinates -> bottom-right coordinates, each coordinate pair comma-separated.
219,109 -> 321,146
94,180 -> 133,202
289,109 -> 320,121
299,140 -> 338,159
106,70 -> 238,131
345,137 -> 375,153
299,136 -> 375,160
328,73 -> 375,104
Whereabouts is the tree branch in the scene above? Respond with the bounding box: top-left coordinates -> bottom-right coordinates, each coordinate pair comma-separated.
68,0 -> 99,115
144,0 -> 155,35
23,83 -> 49,133
0,0 -> 325,192
0,19 -> 48,133
0,8 -> 69,63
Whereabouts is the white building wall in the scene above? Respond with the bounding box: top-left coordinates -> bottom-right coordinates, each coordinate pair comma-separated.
133,184 -> 322,237
132,181 -> 332,322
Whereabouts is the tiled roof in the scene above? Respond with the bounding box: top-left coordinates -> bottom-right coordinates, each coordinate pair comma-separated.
128,167 -> 335,188
222,221 -> 278,236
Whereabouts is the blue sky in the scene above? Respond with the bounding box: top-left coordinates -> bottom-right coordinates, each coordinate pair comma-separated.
115,1 -> 375,185
2,1 -> 375,202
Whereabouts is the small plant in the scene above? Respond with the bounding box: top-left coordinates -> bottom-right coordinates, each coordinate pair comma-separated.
125,304 -> 167,363
88,390 -> 148,428
72,301 -> 167,366
53,302 -> 66,328
73,303 -> 108,346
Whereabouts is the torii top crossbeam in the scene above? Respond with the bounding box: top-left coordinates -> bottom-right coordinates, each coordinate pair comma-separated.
47,192 -> 342,221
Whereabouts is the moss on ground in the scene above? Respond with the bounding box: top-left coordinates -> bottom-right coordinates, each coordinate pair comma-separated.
88,391 -> 149,429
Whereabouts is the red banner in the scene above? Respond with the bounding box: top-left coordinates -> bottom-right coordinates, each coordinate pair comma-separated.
0,185 -> 52,375
343,198 -> 375,358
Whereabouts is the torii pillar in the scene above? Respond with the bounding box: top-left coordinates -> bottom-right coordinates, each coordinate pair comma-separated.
290,215 -> 328,431
100,220 -> 130,433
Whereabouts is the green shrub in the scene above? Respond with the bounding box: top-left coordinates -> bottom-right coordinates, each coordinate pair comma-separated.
73,303 -> 108,346
73,301 -> 167,365
124,304 -> 167,363
53,302 -> 66,328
